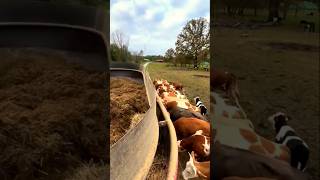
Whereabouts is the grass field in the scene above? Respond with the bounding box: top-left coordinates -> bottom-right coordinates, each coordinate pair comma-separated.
213,22 -> 319,179
147,63 -> 210,109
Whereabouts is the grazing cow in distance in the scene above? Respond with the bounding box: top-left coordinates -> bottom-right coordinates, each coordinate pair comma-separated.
212,142 -> 309,180
194,96 -> 208,115
182,151 -> 210,180
211,68 -> 240,102
166,101 -> 207,121
177,130 -> 210,161
173,117 -> 210,140
268,112 -> 309,171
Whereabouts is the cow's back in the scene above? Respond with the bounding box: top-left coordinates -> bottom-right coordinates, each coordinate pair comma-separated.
174,117 -> 210,139
212,143 -> 309,180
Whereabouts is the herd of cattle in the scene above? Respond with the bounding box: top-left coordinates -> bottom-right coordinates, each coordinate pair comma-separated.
154,79 -> 210,179
152,68 -> 311,180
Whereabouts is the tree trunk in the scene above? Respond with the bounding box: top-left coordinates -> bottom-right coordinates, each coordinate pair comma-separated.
227,5 -> 232,16
268,0 -> 280,22
193,56 -> 198,69
254,8 -> 257,16
283,6 -> 288,20
295,6 -> 298,17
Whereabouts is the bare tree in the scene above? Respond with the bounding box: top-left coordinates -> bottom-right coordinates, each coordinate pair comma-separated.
111,30 -> 130,62
175,18 -> 209,68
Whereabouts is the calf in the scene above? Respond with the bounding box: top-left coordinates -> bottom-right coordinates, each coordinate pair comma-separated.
173,117 -> 210,140
166,101 -> 206,121
182,151 -> 210,180
194,96 -> 208,115
177,130 -> 210,161
211,68 -> 240,102
268,112 -> 309,171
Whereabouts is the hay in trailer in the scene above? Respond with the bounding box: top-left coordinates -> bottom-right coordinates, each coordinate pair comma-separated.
0,48 -> 107,180
145,143 -> 168,180
110,77 -> 149,145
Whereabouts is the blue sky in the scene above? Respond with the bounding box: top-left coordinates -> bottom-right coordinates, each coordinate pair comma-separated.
110,0 -> 210,55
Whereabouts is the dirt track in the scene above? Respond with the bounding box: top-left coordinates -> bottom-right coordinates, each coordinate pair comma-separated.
213,27 -> 319,179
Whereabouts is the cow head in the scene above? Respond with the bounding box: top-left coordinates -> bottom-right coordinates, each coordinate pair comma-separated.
166,101 -> 178,110
268,112 -> 290,130
182,152 -> 198,180
194,96 -> 200,103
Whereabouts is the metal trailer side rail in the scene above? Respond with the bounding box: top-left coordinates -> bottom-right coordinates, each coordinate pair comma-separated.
110,67 -> 158,180
143,62 -> 179,180
156,95 -> 179,180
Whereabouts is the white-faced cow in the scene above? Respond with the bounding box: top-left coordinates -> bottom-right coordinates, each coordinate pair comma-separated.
182,151 -> 210,180
177,130 -> 210,161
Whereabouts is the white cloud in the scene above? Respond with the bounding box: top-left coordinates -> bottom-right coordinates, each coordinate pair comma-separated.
110,0 -> 210,55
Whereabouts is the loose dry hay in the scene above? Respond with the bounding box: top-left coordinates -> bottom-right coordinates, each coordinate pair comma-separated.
66,163 -> 107,180
0,48 -> 107,180
146,145 -> 168,180
110,77 -> 148,145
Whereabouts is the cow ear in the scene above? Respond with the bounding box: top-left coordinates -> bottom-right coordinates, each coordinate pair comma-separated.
188,152 -> 192,161
191,151 -> 196,161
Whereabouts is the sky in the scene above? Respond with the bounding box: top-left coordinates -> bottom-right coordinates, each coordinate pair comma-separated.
110,0 -> 210,56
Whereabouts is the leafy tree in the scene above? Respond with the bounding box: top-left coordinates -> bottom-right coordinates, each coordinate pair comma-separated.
175,18 -> 209,68
165,48 -> 175,64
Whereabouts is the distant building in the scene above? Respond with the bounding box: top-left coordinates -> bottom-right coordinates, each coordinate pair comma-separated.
155,59 -> 164,63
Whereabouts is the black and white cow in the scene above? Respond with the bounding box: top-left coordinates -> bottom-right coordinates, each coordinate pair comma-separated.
194,97 -> 207,115
268,112 -> 309,171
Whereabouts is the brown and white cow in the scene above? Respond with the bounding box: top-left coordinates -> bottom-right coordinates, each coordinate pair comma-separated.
182,151 -> 210,180
177,130 -> 210,161
212,143 -> 309,180
211,90 -> 289,162
173,117 -> 210,140
211,91 -> 245,120
166,101 -> 206,121
215,124 -> 290,163
154,79 -> 201,113
211,68 -> 240,102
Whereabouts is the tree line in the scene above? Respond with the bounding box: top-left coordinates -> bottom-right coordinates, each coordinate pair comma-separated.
216,0 -> 319,21
110,30 -> 145,63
